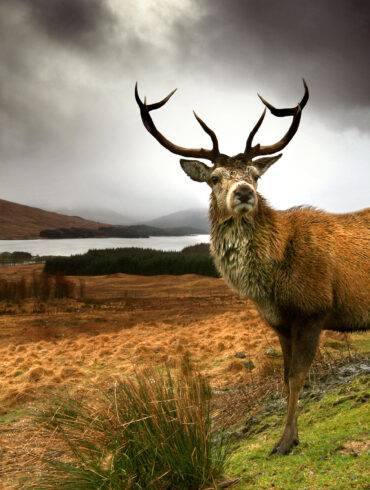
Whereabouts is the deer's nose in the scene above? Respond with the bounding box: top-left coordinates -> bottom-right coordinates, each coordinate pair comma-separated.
234,186 -> 254,203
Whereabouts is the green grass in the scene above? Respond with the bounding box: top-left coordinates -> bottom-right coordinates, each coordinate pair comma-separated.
350,332 -> 370,354
227,376 -> 369,489
0,408 -> 30,425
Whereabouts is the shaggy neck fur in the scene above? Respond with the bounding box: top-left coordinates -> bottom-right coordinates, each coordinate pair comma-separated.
209,195 -> 283,303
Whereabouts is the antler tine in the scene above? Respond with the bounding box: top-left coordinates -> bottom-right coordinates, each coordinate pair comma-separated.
193,111 -> 220,155
244,108 -> 266,155
245,79 -> 309,158
146,88 -> 177,111
258,79 -> 309,117
257,106 -> 302,156
135,83 -> 220,162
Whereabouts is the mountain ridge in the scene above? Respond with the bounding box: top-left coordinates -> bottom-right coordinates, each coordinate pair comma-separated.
143,207 -> 209,233
0,199 -> 208,240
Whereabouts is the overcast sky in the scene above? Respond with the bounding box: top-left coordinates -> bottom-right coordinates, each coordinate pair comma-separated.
0,0 -> 369,222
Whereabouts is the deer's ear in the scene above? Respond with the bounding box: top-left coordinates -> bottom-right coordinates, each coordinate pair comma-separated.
252,154 -> 282,176
180,159 -> 212,183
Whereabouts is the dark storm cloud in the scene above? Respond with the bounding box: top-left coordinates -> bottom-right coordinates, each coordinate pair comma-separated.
10,0 -> 115,49
0,0 -> 179,160
0,0 -> 105,155
190,0 -> 369,125
1,0 -> 368,146
0,0 -> 125,161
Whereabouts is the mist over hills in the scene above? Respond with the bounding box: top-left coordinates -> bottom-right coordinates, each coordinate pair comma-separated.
0,200 -> 209,240
55,206 -> 210,233
144,208 -> 209,233
55,207 -> 136,226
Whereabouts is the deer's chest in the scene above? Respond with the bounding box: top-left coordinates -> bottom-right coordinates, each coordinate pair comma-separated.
210,225 -> 283,327
211,228 -> 272,300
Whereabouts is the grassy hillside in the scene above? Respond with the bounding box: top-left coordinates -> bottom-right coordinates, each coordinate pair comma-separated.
0,199 -> 104,239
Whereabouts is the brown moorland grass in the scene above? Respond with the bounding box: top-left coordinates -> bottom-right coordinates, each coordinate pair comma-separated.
0,264 -> 363,487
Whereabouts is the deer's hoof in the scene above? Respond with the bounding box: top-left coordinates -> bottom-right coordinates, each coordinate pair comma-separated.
269,437 -> 299,456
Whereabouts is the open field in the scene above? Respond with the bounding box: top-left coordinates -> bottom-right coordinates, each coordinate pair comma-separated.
0,264 -> 368,488
0,265 -> 276,409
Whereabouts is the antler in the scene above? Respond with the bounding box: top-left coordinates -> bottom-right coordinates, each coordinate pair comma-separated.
245,79 -> 309,159
135,83 -> 220,162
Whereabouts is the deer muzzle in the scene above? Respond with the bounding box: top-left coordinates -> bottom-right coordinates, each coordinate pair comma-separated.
227,182 -> 256,214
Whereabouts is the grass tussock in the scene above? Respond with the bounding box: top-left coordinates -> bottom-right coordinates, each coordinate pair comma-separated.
32,356 -> 229,489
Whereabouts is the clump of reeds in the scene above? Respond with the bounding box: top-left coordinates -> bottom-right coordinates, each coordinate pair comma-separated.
0,276 -> 28,303
32,356 -> 229,489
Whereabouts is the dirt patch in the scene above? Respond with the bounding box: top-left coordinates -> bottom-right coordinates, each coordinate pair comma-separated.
338,440 -> 370,455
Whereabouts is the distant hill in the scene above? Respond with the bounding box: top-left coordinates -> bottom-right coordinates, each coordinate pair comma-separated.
0,199 -> 105,240
144,208 -> 209,233
54,206 -> 211,231
0,199 -> 207,240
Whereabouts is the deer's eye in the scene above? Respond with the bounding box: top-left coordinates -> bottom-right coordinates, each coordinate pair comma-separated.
210,175 -> 220,185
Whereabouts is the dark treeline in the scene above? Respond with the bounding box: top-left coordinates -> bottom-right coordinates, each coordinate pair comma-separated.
0,251 -> 56,265
44,244 -> 219,277
0,251 -> 33,265
40,225 -> 206,239
40,227 -> 98,239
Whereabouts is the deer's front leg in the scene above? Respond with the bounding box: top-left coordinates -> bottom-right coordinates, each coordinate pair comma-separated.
270,323 -> 322,456
277,331 -> 292,402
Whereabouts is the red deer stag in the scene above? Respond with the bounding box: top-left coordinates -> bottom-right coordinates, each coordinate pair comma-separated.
135,81 -> 369,455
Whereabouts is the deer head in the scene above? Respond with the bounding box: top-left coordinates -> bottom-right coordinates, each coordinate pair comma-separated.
135,81 -> 309,222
